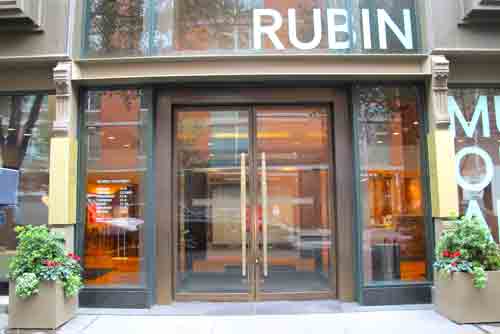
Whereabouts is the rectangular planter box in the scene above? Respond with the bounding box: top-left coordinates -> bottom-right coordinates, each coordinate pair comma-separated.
434,271 -> 500,324
8,280 -> 77,329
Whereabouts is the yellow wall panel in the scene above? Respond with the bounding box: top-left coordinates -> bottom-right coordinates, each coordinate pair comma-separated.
48,137 -> 77,226
428,129 -> 459,218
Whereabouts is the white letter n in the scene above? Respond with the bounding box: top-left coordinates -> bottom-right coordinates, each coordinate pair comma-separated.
377,9 -> 413,50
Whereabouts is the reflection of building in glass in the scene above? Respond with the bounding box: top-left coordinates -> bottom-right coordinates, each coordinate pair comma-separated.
84,0 -> 418,56
83,89 -> 147,288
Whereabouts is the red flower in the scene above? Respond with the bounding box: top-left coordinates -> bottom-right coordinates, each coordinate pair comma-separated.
453,251 -> 461,258
42,260 -> 60,268
68,253 -> 81,262
442,250 -> 451,258
451,262 -> 457,267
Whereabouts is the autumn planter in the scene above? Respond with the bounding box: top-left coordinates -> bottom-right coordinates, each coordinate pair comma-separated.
8,226 -> 83,330
434,217 -> 500,324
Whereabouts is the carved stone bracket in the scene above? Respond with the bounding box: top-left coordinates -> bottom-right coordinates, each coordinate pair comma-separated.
431,55 -> 450,129
53,61 -> 73,134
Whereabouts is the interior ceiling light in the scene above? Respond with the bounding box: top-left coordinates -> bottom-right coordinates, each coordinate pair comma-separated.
212,132 -> 290,139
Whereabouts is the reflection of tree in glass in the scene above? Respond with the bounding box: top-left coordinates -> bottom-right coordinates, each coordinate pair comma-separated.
176,0 -> 258,50
177,117 -> 206,168
0,95 -> 44,170
87,0 -> 146,55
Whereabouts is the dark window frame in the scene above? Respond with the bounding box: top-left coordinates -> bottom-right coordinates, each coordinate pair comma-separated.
77,86 -> 156,308
351,83 -> 433,305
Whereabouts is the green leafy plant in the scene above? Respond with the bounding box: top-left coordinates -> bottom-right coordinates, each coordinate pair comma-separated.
15,273 -> 40,299
8,225 -> 83,299
434,216 -> 500,288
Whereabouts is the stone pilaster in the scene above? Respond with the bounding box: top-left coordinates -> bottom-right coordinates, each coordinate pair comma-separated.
427,55 -> 459,219
49,61 -> 78,252
431,56 -> 451,128
53,61 -> 76,136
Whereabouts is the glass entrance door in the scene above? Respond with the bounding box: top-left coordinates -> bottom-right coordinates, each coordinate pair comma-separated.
255,106 -> 334,296
174,105 -> 334,299
175,107 -> 251,295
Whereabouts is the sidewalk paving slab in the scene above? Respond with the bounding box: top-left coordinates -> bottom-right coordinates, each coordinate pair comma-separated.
58,311 -> 482,334
0,304 -> 492,334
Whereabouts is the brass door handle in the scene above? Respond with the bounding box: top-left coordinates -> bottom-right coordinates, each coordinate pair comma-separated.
261,152 -> 269,277
241,153 -> 247,278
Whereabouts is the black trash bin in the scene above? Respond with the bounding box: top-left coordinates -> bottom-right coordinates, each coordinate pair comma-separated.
371,243 -> 401,281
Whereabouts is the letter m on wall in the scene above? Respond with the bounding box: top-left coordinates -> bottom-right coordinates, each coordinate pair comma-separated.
448,95 -> 491,138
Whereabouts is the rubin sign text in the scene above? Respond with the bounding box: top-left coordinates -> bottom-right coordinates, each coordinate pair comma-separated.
253,8 -> 414,51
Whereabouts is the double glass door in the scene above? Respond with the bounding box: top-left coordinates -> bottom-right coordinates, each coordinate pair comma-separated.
174,104 -> 335,299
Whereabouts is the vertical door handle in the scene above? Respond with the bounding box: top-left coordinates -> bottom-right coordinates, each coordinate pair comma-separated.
241,153 -> 247,277
261,152 -> 269,277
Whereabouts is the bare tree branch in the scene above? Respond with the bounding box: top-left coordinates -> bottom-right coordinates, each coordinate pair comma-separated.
17,95 -> 44,169
1,95 -> 44,170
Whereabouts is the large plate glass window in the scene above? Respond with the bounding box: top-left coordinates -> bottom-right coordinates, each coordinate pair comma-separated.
356,86 -> 429,285
82,0 -> 421,57
0,94 -> 54,282
82,89 -> 150,288
448,88 -> 500,242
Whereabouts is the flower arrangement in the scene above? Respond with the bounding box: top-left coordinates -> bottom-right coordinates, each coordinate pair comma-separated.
434,216 -> 500,288
8,225 -> 83,299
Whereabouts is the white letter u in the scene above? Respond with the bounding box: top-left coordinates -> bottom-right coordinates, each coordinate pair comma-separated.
288,9 -> 322,50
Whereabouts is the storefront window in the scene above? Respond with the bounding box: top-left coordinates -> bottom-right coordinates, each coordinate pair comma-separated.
356,86 -> 428,284
83,0 -> 420,57
0,94 -> 54,281
83,89 -> 149,287
449,88 -> 500,242
84,0 -> 149,57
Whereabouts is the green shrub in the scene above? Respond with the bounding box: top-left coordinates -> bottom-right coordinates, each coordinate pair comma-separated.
434,216 -> 500,288
8,225 -> 83,298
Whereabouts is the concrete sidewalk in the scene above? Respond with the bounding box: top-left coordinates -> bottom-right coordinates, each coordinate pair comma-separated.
2,308 -> 498,334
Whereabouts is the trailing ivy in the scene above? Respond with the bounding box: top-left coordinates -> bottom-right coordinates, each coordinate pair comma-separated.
434,216 -> 500,289
8,226 -> 83,299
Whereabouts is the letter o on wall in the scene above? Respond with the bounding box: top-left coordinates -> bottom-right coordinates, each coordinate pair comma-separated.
455,146 -> 494,192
